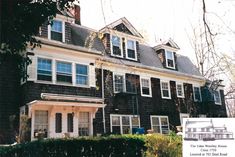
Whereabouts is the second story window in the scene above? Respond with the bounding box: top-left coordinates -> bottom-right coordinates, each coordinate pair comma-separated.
114,74 -> 125,93
56,61 -> 72,84
176,83 -> 184,98
214,90 -> 221,105
193,86 -> 201,102
161,81 -> 171,99
126,40 -> 137,60
111,35 -> 122,57
140,78 -> 152,97
37,58 -> 52,81
51,20 -> 63,42
165,50 -> 175,69
76,64 -> 88,86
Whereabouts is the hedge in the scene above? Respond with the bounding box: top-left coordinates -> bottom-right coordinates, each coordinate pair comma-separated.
0,134 -> 182,157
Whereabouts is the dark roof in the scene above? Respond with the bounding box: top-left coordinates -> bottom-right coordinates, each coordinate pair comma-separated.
69,24 -> 202,77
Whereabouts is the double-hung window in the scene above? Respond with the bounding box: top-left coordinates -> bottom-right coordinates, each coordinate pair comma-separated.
176,83 -> 184,98
214,90 -> 221,105
56,61 -> 72,83
51,20 -> 63,42
151,116 -> 169,134
161,81 -> 171,99
126,40 -> 137,60
165,50 -> 175,69
78,112 -> 90,136
140,78 -> 151,97
111,35 -> 122,57
110,115 -> 140,134
76,64 -> 88,86
114,74 -> 125,93
193,86 -> 201,102
34,110 -> 48,138
37,58 -> 52,81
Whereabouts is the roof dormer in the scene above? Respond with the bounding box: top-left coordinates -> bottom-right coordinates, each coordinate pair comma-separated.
154,39 -> 180,70
100,17 -> 143,62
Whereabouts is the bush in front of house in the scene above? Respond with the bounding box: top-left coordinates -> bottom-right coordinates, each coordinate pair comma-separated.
0,134 -> 182,157
145,132 -> 182,157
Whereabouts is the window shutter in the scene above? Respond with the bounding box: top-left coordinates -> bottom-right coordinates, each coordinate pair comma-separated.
27,56 -> 36,81
89,64 -> 96,87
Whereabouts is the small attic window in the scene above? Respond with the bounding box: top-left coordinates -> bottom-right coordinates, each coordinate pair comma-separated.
49,20 -> 65,42
111,35 -> 123,57
126,40 -> 137,60
165,50 -> 175,69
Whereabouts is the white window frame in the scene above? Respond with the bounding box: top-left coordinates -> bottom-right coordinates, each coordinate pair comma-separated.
214,90 -> 221,105
110,114 -> 140,134
125,39 -> 137,61
193,86 -> 202,102
140,77 -> 152,97
35,56 -> 90,88
37,57 -> 52,82
48,19 -> 65,42
160,80 -> 171,99
56,60 -> 73,84
113,73 -> 126,93
76,64 -> 89,86
165,50 -> 175,69
110,35 -> 123,58
179,113 -> 189,125
176,83 -> 184,98
150,115 -> 170,134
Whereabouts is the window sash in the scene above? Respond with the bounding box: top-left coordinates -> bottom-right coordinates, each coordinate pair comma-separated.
56,61 -> 72,83
194,87 -> 201,101
165,51 -> 175,68
67,113 -> 74,133
214,90 -> 221,104
111,35 -> 122,56
141,78 -> 151,96
37,58 -> 52,81
127,40 -> 136,59
110,115 -> 140,134
176,83 -> 184,97
51,20 -> 62,33
161,82 -> 170,98
151,116 -> 169,134
114,74 -> 124,93
76,64 -> 88,85
79,112 -> 89,136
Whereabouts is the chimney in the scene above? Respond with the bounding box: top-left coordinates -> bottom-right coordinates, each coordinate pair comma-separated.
73,0 -> 81,25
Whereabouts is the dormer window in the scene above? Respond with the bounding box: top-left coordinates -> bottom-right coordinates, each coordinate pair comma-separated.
111,35 -> 122,57
126,40 -> 137,60
165,50 -> 175,69
49,20 -> 64,42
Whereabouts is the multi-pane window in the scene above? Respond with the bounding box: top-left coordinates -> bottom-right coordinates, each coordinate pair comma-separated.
79,112 -> 89,136
193,86 -> 201,102
214,90 -> 221,105
126,40 -> 136,60
111,35 -> 122,57
56,61 -> 72,83
55,113 -> 62,133
76,64 -> 88,85
161,81 -> 171,99
176,83 -> 184,98
37,58 -> 52,81
34,110 -> 48,138
165,50 -> 175,69
67,113 -> 73,133
114,74 -> 125,93
110,115 -> 140,134
51,20 -> 63,42
151,116 -> 169,134
141,78 -> 151,97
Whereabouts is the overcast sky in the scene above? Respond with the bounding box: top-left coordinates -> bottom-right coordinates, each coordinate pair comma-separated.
80,0 -> 235,65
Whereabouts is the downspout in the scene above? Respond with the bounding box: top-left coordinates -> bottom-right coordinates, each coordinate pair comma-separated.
101,63 -> 106,133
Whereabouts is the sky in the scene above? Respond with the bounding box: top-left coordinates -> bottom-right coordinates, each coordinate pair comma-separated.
79,0 -> 235,81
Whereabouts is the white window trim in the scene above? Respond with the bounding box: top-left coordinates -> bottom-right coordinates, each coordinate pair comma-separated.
214,90 -> 222,105
193,85 -> 202,102
113,73 -> 126,93
110,114 -> 140,134
176,83 -> 185,98
48,19 -> 65,42
110,35 -> 123,58
160,80 -> 171,99
35,56 -> 90,88
75,64 -> 89,86
150,115 -> 170,134
165,50 -> 175,69
140,77 -> 152,97
179,113 -> 189,125
125,39 -> 137,61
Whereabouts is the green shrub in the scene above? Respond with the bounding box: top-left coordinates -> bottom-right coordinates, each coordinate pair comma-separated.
145,133 -> 182,157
